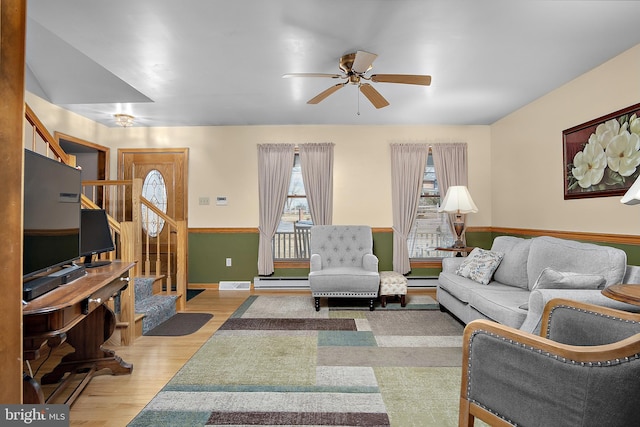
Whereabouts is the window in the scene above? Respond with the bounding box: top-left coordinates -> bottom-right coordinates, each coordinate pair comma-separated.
407,152 -> 455,258
273,153 -> 312,259
141,169 -> 167,238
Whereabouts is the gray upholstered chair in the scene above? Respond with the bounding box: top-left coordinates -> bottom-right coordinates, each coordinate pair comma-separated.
460,298 -> 640,427
308,225 -> 380,311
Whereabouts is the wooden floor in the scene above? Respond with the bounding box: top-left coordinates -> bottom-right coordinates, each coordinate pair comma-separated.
33,287 -> 435,426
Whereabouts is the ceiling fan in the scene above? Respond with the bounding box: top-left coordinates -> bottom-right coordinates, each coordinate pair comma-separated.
283,51 -> 431,109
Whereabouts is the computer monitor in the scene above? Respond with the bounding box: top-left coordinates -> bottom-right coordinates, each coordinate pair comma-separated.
80,209 -> 115,268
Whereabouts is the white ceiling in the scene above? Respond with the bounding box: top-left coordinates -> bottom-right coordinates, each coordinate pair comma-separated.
25,0 -> 640,128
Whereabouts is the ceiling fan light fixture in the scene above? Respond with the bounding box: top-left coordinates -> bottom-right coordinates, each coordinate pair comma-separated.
114,113 -> 135,127
285,50 -> 431,109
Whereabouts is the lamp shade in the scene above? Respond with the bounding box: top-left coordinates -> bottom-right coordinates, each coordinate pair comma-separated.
438,185 -> 479,214
621,176 -> 640,205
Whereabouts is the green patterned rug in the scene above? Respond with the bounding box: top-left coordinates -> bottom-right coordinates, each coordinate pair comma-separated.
128,295 -> 466,426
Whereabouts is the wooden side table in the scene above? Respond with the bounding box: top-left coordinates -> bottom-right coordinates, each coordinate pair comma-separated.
436,246 -> 476,257
602,284 -> 640,306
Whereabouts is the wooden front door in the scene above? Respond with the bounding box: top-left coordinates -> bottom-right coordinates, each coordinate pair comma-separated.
118,148 -> 189,284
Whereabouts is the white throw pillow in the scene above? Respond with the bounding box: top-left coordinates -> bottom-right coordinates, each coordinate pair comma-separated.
519,268 -> 606,310
532,267 -> 606,291
455,248 -> 504,285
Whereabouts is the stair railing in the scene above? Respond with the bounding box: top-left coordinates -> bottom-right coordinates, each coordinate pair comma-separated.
25,103 -> 187,345
81,179 -> 187,313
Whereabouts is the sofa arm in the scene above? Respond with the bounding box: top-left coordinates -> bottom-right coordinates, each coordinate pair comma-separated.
362,253 -> 379,272
441,256 -> 464,273
310,254 -> 321,272
519,289 -> 640,335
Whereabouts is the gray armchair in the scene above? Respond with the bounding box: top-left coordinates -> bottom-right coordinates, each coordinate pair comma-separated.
460,298 -> 640,427
308,225 -> 380,311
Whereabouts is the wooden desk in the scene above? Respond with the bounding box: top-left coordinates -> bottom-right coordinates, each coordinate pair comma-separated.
436,246 -> 476,257
23,261 -> 135,405
602,284 -> 640,306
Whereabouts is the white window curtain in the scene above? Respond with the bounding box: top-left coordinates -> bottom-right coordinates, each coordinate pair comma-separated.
257,143 -> 295,275
299,143 -> 334,225
390,143 -> 429,274
431,143 -> 469,244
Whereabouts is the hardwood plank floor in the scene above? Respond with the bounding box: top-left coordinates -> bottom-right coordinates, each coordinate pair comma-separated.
32,287 -> 435,426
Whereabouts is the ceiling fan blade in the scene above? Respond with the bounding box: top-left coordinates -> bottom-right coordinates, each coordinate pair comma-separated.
352,51 -> 378,74
307,83 -> 346,104
371,74 -> 432,86
282,73 -> 343,79
359,83 -> 389,109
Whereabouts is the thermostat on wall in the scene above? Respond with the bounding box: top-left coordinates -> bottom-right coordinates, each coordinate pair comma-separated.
216,196 -> 228,206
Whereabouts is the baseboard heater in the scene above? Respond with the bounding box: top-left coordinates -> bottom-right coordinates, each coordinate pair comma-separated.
219,281 -> 251,290
406,277 -> 439,287
253,276 -> 438,289
253,277 -> 310,289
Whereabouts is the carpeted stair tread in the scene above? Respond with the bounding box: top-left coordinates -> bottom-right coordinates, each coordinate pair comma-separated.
134,277 -> 178,335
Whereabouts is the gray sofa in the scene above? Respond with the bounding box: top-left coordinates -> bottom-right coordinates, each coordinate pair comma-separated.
437,235 -> 640,334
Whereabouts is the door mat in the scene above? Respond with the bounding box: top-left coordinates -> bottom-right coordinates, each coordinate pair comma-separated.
144,313 -> 213,336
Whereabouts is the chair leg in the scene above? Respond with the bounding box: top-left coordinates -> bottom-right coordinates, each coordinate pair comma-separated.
400,295 -> 406,307
380,295 -> 387,307
314,297 -> 320,311
369,298 -> 375,311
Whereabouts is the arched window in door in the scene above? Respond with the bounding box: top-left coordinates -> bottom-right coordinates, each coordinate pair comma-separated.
141,169 -> 167,238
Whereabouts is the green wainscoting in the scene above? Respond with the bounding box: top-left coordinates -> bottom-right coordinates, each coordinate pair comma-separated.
188,229 -> 398,283
189,231 -> 259,283
188,229 -> 640,284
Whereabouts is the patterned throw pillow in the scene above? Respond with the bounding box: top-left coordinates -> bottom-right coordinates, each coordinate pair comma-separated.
455,248 -> 504,285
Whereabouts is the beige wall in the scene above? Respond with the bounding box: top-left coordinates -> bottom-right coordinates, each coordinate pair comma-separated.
25,94 -> 491,229
491,44 -> 640,235
97,125 -> 491,228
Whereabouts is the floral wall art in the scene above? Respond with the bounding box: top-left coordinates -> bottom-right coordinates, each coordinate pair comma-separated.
564,103 -> 640,199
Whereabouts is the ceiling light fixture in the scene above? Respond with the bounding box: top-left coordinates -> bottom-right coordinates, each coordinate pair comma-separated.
114,113 -> 135,127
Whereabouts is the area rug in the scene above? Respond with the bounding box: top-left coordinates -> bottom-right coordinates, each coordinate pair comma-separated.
128,295 -> 465,426
144,313 -> 213,336
328,294 -> 440,310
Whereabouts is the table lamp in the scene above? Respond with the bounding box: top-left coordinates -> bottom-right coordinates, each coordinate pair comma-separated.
438,185 -> 478,249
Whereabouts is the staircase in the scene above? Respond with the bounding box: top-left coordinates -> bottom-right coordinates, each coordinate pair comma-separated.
25,103 -> 187,345
134,276 -> 178,336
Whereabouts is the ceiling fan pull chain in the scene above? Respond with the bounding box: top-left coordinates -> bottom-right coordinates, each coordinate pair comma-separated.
357,84 -> 361,116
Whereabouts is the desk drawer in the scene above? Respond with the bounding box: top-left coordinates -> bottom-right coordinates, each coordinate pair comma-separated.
82,274 -> 130,315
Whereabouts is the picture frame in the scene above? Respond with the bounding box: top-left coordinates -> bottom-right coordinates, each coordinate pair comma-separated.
563,102 -> 640,200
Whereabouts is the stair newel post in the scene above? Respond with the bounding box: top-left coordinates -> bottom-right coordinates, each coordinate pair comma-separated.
119,221 -> 136,345
175,220 -> 188,311
131,178 -> 144,277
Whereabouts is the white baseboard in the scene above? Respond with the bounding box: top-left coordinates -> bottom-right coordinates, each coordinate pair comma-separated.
406,277 -> 439,287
